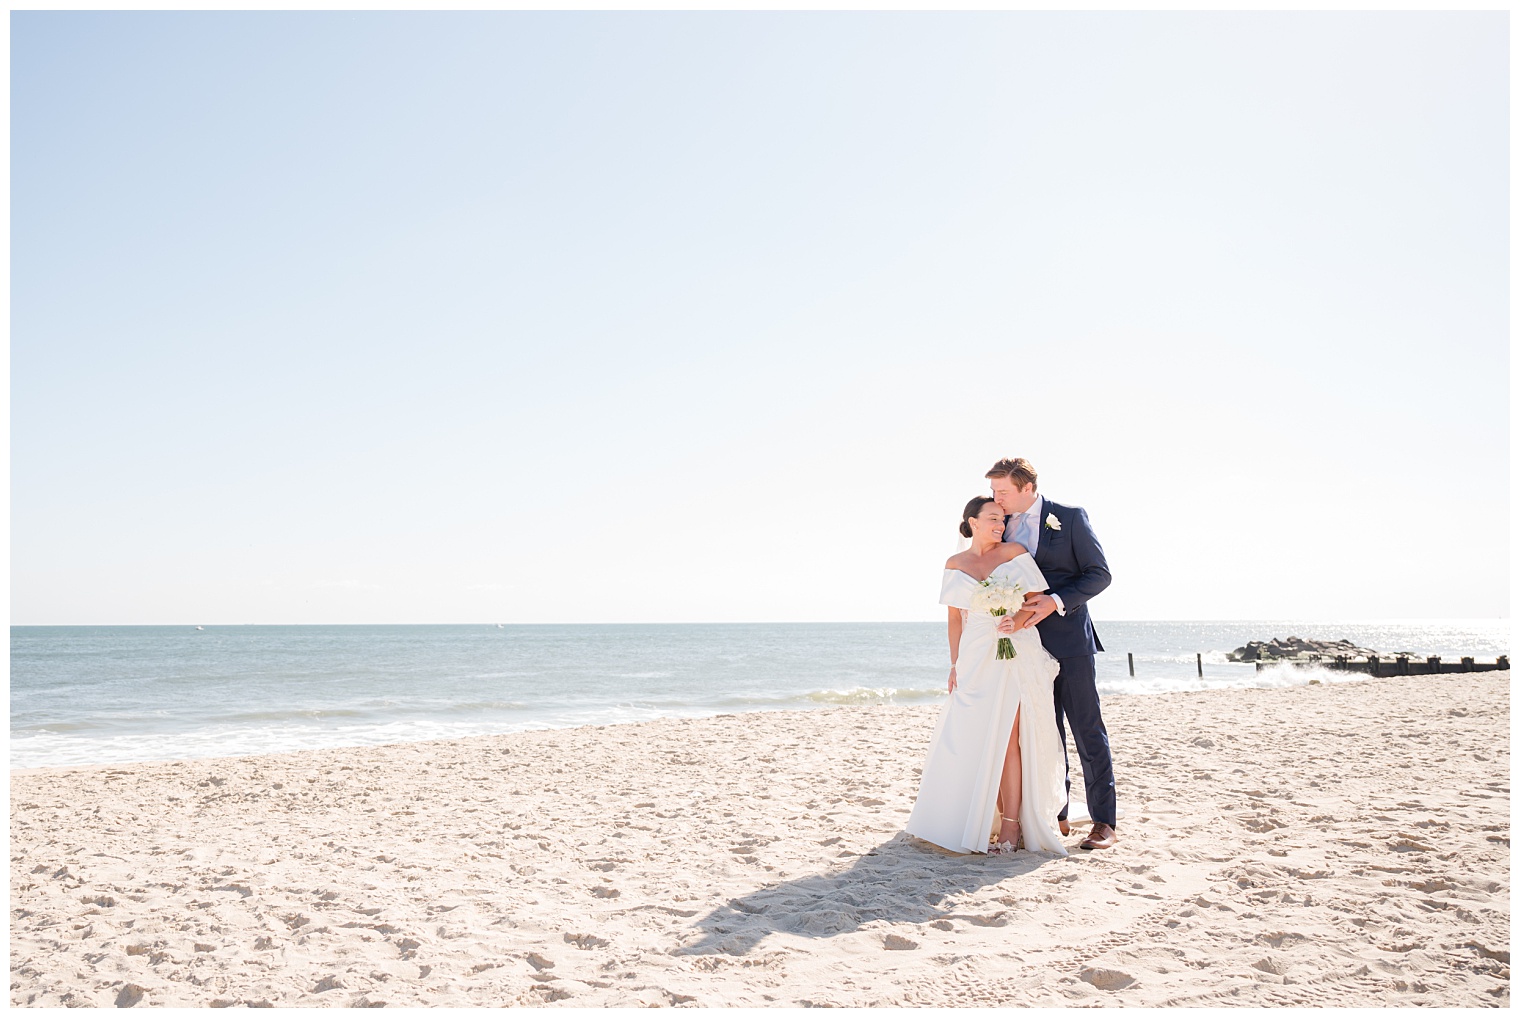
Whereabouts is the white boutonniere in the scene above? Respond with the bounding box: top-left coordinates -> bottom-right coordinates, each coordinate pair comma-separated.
1045,513 -> 1061,531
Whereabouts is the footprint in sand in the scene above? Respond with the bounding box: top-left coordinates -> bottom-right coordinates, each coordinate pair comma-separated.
1079,966 -> 1136,991
114,983 -> 147,1007
1259,931 -> 1307,949
1463,942 -> 1509,963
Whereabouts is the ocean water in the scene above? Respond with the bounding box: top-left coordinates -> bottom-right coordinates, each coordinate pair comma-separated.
10,620 -> 1509,769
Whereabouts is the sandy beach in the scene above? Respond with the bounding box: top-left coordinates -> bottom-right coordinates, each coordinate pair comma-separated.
10,672 -> 1509,1008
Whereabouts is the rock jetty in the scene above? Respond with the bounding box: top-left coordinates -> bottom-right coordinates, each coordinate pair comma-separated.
1227,637 -> 1381,663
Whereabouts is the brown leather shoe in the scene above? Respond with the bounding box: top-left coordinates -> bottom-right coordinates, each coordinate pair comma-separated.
1059,819 -> 1071,837
1080,823 -> 1117,850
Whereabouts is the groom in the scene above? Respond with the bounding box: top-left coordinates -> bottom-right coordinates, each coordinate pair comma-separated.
987,457 -> 1118,850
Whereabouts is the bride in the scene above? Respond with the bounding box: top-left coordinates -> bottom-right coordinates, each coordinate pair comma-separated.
905,496 -> 1067,856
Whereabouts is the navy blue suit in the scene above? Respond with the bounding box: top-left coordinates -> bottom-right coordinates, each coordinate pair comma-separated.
1004,497 -> 1116,827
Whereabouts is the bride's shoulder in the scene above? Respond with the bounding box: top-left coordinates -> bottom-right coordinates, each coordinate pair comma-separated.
999,542 -> 1028,561
944,551 -> 970,570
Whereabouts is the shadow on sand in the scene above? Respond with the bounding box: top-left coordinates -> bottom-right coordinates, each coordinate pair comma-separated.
676,832 -> 1063,957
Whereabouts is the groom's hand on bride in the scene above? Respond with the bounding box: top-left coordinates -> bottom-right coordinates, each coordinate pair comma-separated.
1019,593 -> 1059,628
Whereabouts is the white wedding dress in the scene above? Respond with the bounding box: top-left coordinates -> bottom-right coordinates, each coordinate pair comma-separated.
905,554 -> 1068,856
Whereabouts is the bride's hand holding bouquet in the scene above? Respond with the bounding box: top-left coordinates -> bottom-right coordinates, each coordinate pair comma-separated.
995,607 -> 1038,636
971,575 -> 1028,659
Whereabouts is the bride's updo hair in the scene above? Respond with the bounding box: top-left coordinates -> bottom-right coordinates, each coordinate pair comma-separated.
959,496 -> 999,538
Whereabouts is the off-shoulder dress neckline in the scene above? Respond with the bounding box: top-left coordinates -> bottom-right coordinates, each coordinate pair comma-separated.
944,551 -> 1031,583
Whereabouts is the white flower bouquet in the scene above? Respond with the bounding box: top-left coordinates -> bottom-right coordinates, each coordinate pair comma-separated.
970,575 -> 1025,660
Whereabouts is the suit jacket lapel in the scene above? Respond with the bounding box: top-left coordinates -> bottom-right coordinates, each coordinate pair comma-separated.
1032,495 -> 1053,570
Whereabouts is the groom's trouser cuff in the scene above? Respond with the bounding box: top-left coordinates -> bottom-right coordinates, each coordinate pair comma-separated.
1054,654 -> 1117,828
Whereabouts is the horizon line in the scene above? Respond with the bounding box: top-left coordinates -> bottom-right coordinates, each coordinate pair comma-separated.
10,617 -> 1512,628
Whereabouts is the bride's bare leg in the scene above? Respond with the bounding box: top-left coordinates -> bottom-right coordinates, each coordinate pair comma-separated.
993,706 -> 1024,851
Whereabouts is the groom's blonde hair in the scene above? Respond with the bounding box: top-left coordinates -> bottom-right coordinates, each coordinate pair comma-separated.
985,457 -> 1038,490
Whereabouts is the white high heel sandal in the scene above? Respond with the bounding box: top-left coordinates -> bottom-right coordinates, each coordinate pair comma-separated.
989,816 -> 1021,854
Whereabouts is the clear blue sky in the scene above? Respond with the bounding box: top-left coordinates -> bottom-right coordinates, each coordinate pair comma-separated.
12,12 -> 1509,624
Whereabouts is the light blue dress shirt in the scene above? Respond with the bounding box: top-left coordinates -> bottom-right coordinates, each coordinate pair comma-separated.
1008,494 -> 1044,556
